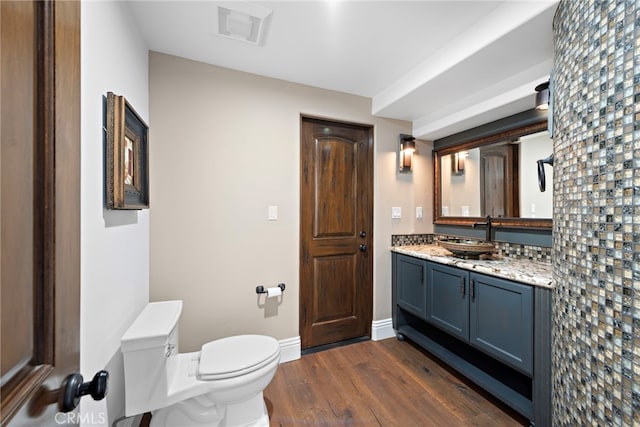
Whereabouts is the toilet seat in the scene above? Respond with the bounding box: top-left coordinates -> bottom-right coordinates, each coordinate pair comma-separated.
197,335 -> 280,380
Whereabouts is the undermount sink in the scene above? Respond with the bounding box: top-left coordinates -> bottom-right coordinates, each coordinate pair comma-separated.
437,239 -> 496,258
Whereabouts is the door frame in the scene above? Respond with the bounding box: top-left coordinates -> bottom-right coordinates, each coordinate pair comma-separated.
298,114 -> 374,349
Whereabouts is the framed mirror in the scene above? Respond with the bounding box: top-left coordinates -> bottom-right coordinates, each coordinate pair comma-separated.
433,117 -> 552,230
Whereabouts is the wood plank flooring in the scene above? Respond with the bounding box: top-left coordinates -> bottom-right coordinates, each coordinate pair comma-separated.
264,338 -> 528,426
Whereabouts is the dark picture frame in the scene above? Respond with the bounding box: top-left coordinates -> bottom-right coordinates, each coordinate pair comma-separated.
105,92 -> 149,209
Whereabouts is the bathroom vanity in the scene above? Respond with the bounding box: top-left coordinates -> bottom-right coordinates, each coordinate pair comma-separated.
391,245 -> 552,426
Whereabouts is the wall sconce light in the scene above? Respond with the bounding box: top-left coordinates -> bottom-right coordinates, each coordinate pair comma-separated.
398,134 -> 416,173
452,151 -> 466,175
535,81 -> 550,110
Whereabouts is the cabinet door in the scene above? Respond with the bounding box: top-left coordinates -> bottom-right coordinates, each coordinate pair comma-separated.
395,254 -> 427,319
426,263 -> 469,341
469,273 -> 533,375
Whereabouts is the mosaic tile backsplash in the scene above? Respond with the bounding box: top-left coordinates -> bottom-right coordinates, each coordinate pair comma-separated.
391,234 -> 434,247
552,0 -> 640,425
391,234 -> 552,263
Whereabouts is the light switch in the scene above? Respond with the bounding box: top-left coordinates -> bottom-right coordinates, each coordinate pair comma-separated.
268,205 -> 278,221
416,207 -> 423,219
391,207 -> 402,219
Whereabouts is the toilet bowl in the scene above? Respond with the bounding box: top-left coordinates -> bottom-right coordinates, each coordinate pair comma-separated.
121,301 -> 280,427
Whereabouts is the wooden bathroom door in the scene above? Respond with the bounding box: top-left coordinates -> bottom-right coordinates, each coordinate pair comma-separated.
299,116 -> 373,350
480,144 -> 519,217
1,1 -> 81,424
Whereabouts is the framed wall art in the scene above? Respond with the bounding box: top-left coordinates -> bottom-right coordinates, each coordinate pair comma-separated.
105,92 -> 149,209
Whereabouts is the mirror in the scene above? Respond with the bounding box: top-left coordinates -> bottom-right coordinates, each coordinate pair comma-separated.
434,120 -> 553,229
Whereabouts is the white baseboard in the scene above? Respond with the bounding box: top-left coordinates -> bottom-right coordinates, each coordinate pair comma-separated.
278,324 -> 394,361
371,318 -> 395,341
278,336 -> 301,363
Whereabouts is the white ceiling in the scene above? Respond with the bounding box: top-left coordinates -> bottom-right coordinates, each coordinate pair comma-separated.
127,0 -> 558,140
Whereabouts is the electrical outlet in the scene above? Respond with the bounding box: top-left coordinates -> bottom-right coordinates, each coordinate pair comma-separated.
391,207 -> 402,219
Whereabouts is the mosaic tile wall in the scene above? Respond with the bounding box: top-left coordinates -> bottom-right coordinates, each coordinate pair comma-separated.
552,0 -> 640,425
390,234 -> 552,263
493,241 -> 552,262
390,234 -> 434,246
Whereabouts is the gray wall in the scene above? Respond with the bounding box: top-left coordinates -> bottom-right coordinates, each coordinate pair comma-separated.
148,52 -> 434,352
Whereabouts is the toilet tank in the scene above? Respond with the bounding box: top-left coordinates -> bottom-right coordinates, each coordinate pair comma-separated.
121,300 -> 182,416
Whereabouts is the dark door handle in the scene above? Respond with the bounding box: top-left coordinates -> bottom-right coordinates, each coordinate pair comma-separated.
59,370 -> 109,412
359,244 -> 367,252
359,231 -> 366,238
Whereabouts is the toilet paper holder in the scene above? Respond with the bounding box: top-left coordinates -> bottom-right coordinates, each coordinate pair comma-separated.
255,283 -> 286,294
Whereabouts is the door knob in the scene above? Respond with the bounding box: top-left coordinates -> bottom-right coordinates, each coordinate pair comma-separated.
59,370 -> 109,412
359,244 -> 367,252
359,231 -> 366,238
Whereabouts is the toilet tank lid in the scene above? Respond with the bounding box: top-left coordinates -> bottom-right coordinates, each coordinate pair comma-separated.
121,300 -> 182,352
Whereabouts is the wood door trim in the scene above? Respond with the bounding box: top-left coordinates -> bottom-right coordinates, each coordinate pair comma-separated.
51,0 -> 81,375
1,4 -> 57,420
1,366 -> 52,423
33,0 -> 56,366
299,114 -> 375,130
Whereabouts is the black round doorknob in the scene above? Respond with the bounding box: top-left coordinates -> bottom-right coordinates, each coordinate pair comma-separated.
59,370 -> 109,412
359,231 -> 366,238
359,244 -> 367,252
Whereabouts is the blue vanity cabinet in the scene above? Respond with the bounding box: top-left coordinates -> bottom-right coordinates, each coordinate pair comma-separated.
392,252 -> 551,426
394,254 -> 427,320
426,266 -> 533,376
426,263 -> 469,341
469,273 -> 533,376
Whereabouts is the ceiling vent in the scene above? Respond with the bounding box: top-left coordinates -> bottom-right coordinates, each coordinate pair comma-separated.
214,2 -> 272,46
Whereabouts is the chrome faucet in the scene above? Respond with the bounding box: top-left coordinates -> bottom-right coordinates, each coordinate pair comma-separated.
473,215 -> 492,242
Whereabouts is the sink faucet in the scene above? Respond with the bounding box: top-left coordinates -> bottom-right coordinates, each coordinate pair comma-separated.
473,215 -> 492,242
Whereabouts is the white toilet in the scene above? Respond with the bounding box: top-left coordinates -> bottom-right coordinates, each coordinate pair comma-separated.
121,300 -> 280,427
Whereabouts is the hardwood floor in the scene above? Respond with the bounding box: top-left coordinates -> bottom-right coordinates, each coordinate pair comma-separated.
264,338 -> 528,426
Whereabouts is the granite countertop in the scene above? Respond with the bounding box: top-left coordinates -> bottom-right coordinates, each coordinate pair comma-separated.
392,244 -> 553,289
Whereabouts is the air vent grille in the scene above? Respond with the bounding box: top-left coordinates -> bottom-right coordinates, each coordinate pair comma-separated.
214,2 -> 272,46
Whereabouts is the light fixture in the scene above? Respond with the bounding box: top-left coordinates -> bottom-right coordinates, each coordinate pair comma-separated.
398,134 -> 416,173
452,151 -> 466,175
535,81 -> 550,110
